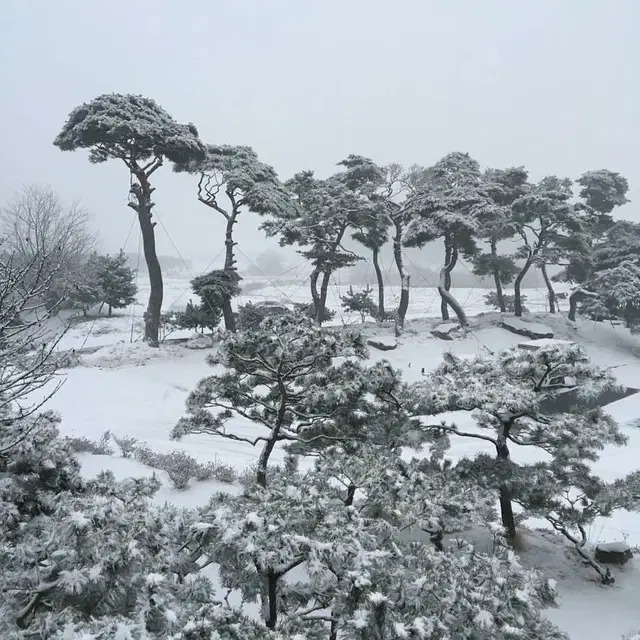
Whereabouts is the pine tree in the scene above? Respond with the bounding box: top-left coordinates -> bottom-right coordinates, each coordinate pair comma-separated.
95,249 -> 138,316
54,94 -> 205,346
404,152 -> 484,325
340,285 -> 377,323
175,145 -> 290,331
262,169 -> 364,324
472,167 -> 528,312
511,176 -> 580,317
413,341 -> 639,582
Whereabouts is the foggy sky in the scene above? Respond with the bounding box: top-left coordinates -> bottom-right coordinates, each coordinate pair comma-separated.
1,0 -> 637,269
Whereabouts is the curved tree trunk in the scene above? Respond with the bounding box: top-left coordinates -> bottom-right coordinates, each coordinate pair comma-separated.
222,213 -> 238,332
568,288 -> 598,321
540,263 -> 556,314
438,262 -> 467,326
393,220 -> 409,332
440,239 -> 458,321
129,172 -> 163,347
372,246 -> 385,320
491,239 -> 506,312
513,254 -> 534,318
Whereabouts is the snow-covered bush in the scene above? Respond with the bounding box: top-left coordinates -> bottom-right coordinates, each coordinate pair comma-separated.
65,430 -> 114,456
483,291 -> 527,313
131,444 -> 237,489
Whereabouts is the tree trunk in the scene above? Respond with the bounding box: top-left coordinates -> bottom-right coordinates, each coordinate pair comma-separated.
316,270 -> 331,324
437,263 -> 467,326
491,240 -> 506,312
98,302 -> 105,315
513,254 -> 534,318
265,570 -> 278,629
310,268 -> 321,318
539,263 -> 556,313
129,174 -> 163,347
393,220 -> 409,330
372,246 -> 385,320
440,240 -> 458,321
222,213 -> 238,332
496,436 -> 516,540
108,304 -> 112,317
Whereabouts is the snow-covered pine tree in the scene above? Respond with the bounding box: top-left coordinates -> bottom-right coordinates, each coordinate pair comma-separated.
404,152 -> 484,326
510,176 -> 579,317
95,249 -> 138,316
570,221 -> 640,330
63,252 -> 103,317
472,167 -> 528,312
340,285 -> 377,323
412,342 -> 633,575
185,440 -> 567,637
172,312 -> 368,487
54,94 -> 205,346
261,168 -> 366,324
175,145 -> 291,331
338,155 -> 391,321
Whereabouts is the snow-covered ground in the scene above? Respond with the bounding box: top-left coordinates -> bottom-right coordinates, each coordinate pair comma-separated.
36,278 -> 640,639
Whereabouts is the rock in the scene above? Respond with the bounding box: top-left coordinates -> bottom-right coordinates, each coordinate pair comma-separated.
367,337 -> 397,351
185,333 -> 214,350
432,322 -> 464,340
500,317 -> 554,340
595,542 -> 633,565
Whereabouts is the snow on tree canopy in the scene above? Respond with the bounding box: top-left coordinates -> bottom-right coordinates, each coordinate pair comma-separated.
174,144 -> 292,218
53,93 -> 205,166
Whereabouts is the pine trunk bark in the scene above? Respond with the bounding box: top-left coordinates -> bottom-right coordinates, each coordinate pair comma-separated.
438,239 -> 460,322
222,213 -> 238,332
372,246 -> 385,320
540,263 -> 556,314
129,171 -> 163,347
438,262 -> 467,326
513,254 -> 534,318
316,270 -> 331,324
310,268 -> 321,318
496,435 -> 517,540
491,239 -> 506,312
393,220 -> 409,331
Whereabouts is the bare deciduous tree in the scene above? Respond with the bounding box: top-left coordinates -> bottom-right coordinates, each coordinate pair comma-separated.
0,185 -> 97,313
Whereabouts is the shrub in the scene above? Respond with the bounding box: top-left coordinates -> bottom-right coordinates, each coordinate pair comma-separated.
293,301 -> 336,322
484,291 -> 528,313
65,430 -> 114,455
237,300 -> 288,331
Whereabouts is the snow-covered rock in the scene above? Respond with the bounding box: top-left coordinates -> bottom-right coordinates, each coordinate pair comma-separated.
367,336 -> 397,351
185,333 -> 215,350
432,322 -> 464,340
595,542 -> 633,565
500,317 -> 554,340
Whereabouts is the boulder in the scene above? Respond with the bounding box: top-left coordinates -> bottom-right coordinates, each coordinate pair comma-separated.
185,333 -> 215,350
595,542 -> 633,565
500,317 -> 554,340
432,322 -> 464,340
367,336 -> 397,351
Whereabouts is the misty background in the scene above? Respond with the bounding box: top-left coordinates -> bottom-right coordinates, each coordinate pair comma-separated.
1,0 -> 637,287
